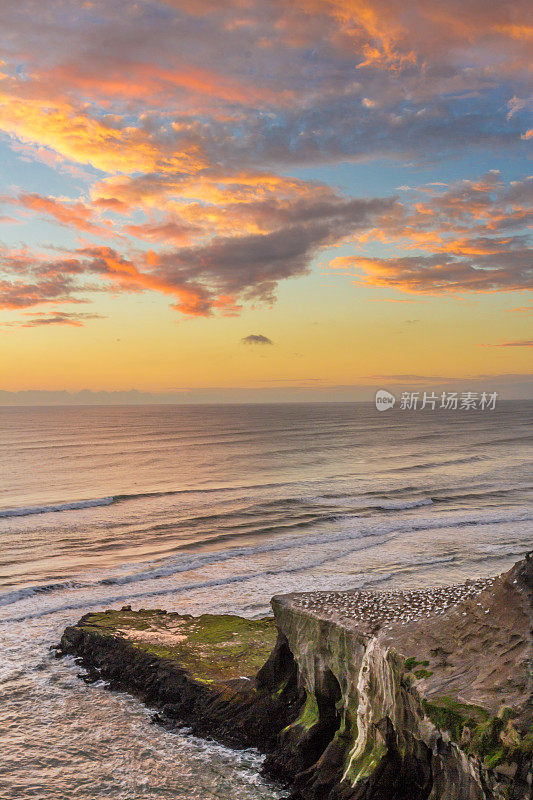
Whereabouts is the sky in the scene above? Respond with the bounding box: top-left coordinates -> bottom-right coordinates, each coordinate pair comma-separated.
0,0 -> 531,402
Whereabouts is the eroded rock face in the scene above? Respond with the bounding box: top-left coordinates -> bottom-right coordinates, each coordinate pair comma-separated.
267,603 -> 486,799
266,556 -> 532,800
58,557 -> 533,800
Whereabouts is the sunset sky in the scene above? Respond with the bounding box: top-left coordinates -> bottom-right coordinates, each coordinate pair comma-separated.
0,0 -> 531,401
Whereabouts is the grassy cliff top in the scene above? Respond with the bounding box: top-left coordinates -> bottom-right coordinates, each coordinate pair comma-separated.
77,608 -> 277,684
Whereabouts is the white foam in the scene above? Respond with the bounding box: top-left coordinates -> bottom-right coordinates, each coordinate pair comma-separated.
0,580 -> 86,608
1,505 -> 530,625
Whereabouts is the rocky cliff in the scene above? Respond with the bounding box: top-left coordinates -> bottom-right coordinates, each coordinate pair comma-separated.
59,557 -> 532,799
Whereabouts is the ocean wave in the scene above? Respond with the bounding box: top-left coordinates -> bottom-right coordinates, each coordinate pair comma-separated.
91,510 -> 528,598
3,461 -> 522,521
0,498 -> 114,518
0,551 -> 393,624
432,486 -> 531,503
374,498 -> 433,510
97,520 -> 371,587
389,455 -> 487,472
311,495 -> 434,512
0,484 -> 434,522
0,481 -> 307,519
0,580 -> 87,607
1,507 -> 530,617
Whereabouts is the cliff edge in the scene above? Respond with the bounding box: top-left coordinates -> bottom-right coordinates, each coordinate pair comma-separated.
58,556 -> 532,799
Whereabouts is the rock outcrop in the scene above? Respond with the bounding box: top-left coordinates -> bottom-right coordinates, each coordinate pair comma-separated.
59,557 -> 533,800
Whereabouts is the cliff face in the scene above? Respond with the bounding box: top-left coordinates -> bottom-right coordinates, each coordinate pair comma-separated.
266,601 -> 496,800
59,557 -> 532,800
264,556 -> 531,800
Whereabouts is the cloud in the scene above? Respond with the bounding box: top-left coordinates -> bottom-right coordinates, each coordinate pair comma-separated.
241,334 -> 273,345
480,339 -> 533,347
124,219 -> 199,245
0,0 -> 530,178
6,312 -> 104,327
507,306 -> 533,315
13,193 -> 112,235
1,172 -> 530,313
364,374 -> 451,381
0,89 -> 171,174
2,372 -> 532,404
0,275 -> 82,309
0,187 -> 395,314
367,298 -> 416,303
328,174 -> 533,295
0,1 -> 530,322
350,250 -> 532,294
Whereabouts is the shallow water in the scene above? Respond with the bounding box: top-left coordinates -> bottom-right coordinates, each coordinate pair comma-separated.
1,402 -> 531,799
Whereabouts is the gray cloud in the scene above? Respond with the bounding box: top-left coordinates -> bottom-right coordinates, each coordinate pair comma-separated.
18,312 -> 104,327
357,250 -> 532,294
1,372 -> 531,404
241,334 -> 273,345
0,275 -> 82,309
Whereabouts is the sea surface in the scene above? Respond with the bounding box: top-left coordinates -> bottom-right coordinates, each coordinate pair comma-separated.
0,402 -> 531,799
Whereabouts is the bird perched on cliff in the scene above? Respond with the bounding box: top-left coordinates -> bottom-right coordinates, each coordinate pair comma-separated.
291,578 -> 495,632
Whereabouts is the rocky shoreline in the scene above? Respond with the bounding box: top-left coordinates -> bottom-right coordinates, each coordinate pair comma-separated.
58,557 -> 532,800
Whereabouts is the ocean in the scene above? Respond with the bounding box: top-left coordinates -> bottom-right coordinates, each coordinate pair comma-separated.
0,402 -> 531,799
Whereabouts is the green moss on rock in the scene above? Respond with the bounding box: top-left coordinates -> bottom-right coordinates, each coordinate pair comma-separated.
78,608 -> 277,683
287,691 -> 320,733
414,669 -> 433,679
423,696 -> 489,739
405,657 -> 430,671
423,696 -> 531,770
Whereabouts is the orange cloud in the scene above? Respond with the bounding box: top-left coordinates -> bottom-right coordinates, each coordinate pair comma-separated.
507,306 -> 533,314
347,252 -> 531,294
479,339 -> 533,347
45,61 -> 280,108
16,193 -> 111,235
78,246 -> 213,316
0,83 -> 206,175
124,219 -> 199,245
